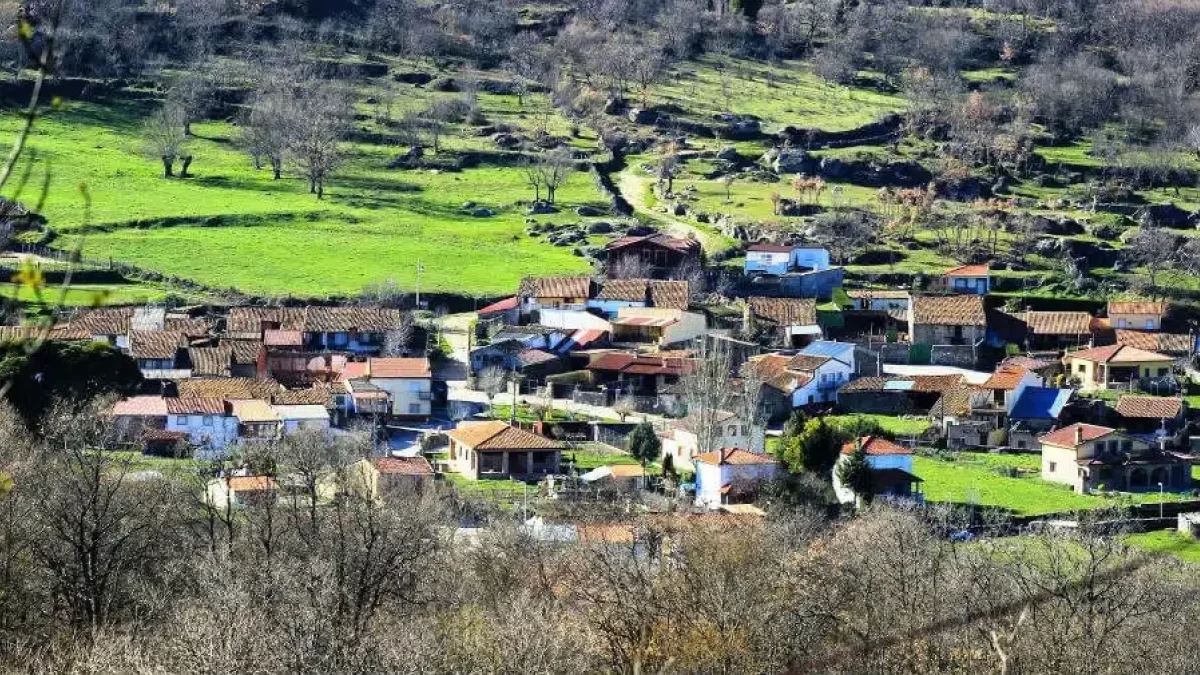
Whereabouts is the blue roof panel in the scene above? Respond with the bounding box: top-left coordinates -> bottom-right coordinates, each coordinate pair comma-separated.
800,340 -> 855,361
1010,387 -> 1071,420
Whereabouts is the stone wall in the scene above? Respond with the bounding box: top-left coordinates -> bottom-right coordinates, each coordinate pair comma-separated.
837,391 -> 913,416
930,344 -> 979,368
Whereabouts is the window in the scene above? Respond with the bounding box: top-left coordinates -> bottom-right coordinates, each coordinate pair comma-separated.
202,415 -> 213,426
332,332 -> 348,346
726,425 -> 737,436
1121,440 -> 1133,453
741,425 -> 749,435
1077,364 -> 1086,373
175,416 -> 187,425
1117,319 -> 1128,328
1049,461 -> 1057,472
1145,320 -> 1154,329
1158,368 -> 1168,376
1017,439 -> 1027,449
409,403 -> 422,414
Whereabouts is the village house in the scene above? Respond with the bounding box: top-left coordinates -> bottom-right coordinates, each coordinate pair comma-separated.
1039,423 -> 1190,494
837,374 -> 964,416
745,297 -> 822,348
188,345 -> 233,378
941,264 -> 990,295
229,399 -> 281,442
476,296 -> 520,325
749,345 -> 854,416
272,404 -> 331,435
226,306 -> 405,355
693,448 -> 779,508
743,243 -> 832,276
605,233 -> 702,280
166,397 -> 239,459
1062,344 -> 1176,392
972,363 -> 1044,426
908,295 -> 987,349
1113,395 -> 1187,443
446,420 -> 565,480
845,289 -> 910,314
517,276 -> 592,317
205,475 -> 278,509
833,436 -> 923,505
586,278 -> 689,318
339,357 -> 433,420
585,351 -> 695,405
1107,300 -> 1168,331
1017,311 -> 1095,351
660,410 -> 764,466
130,330 -> 190,379
610,307 -> 707,348
343,456 -> 434,502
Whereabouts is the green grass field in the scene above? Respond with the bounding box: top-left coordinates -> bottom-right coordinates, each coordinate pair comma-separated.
915,452 -> 1195,517
4,98 -> 606,297
3,281 -> 195,306
1125,530 -> 1200,563
826,414 -> 931,437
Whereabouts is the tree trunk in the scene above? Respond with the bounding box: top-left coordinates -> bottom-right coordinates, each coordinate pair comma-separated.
271,157 -> 282,180
161,156 -> 174,178
180,155 -> 193,178
316,179 -> 324,200
184,120 -> 192,136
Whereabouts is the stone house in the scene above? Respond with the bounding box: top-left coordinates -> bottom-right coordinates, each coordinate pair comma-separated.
908,295 -> 987,347
745,297 -> 822,348
605,233 -> 702,280
1107,300 -> 1168,331
1040,423 -> 1191,494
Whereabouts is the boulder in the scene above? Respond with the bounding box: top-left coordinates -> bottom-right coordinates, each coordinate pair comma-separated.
462,201 -> 476,210
492,133 -> 521,149
576,205 -> 604,217
626,224 -> 656,236
726,118 -> 760,140
1034,238 -> 1061,256
628,108 -> 660,125
431,77 -> 458,92
471,208 -> 496,218
716,146 -> 740,162
773,149 -> 816,175
671,203 -> 688,217
587,221 -> 614,234
1141,203 -> 1197,229
527,202 -> 558,215
818,157 -> 850,180
393,72 -> 434,85
603,97 -> 626,115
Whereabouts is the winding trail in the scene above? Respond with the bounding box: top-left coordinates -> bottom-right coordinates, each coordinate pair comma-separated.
615,169 -> 733,253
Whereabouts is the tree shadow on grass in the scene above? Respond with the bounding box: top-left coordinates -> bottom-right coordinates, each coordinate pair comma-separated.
190,174 -> 305,195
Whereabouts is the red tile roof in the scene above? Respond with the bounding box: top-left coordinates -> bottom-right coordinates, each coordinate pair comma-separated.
587,352 -> 694,376
1114,330 -> 1192,355
368,357 -> 431,379
648,280 -> 689,310
447,421 -> 565,451
263,329 -> 304,347
944,264 -> 990,277
1039,423 -> 1116,448
1107,300 -> 1167,316
112,396 -> 168,417
189,346 -> 231,377
228,476 -> 277,492
373,456 -> 434,476
1063,344 -> 1174,364
841,436 -> 912,456
129,330 -> 184,360
1114,396 -> 1184,419
694,448 -> 776,466
981,364 -> 1029,390
478,296 -> 519,315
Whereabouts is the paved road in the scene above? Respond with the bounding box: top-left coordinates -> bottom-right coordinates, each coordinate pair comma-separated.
433,312 -> 474,390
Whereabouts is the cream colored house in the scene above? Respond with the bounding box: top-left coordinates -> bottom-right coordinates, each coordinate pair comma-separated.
1062,344 -> 1175,392
343,456 -> 434,501
610,307 -> 707,348
1038,423 -> 1189,494
1107,300 -> 1168,331
447,420 -> 565,480
660,410 -> 765,465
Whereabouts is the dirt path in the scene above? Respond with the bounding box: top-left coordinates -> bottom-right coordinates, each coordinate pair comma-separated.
433,312 -> 474,389
616,170 -> 731,252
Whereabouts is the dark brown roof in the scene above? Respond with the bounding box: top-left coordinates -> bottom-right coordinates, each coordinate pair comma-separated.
1114,396 -> 1183,419
227,340 -> 264,365
747,297 -> 817,326
227,307 -> 401,334
911,295 -> 986,326
189,346 -> 232,377
176,377 -> 282,400
519,275 -> 592,300
786,354 -> 829,372
649,281 -> 689,310
596,278 -> 650,302
68,307 -> 132,335
930,385 -> 976,417
1023,311 -> 1093,336
227,307 -> 306,334
909,375 -> 966,393
842,436 -> 911,456
164,316 -> 211,338
606,233 -> 701,254
129,330 -> 184,360
838,376 -> 890,393
165,397 -> 227,415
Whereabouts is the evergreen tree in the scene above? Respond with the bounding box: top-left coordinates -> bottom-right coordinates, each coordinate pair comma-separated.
781,417 -> 843,476
627,421 -> 662,468
837,440 -> 875,505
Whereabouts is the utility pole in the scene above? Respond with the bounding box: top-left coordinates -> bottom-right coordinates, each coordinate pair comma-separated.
415,259 -> 425,309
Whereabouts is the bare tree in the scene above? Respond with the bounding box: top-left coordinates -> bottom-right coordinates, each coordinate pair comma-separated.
538,147 -> 574,204
681,339 -> 737,458
144,101 -> 191,178
243,85 -> 291,179
288,80 -> 351,199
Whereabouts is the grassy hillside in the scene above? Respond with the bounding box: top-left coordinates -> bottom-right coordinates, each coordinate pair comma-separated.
3,96 -> 605,298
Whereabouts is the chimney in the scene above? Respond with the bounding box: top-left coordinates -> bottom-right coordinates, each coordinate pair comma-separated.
1074,425 -> 1084,446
